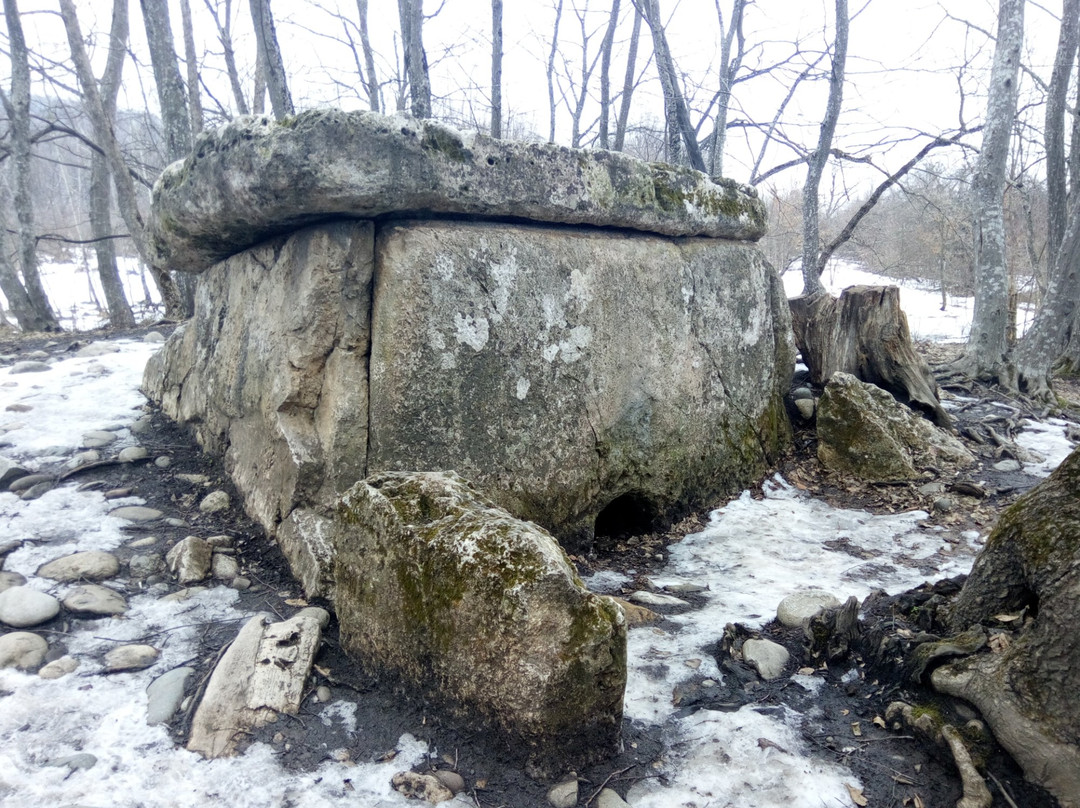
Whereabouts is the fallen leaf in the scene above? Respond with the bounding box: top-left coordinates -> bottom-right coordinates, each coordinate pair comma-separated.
798,667 -> 816,675
993,613 -> 1021,622
873,715 -> 887,729
314,664 -> 331,677
285,598 -> 308,607
851,721 -> 862,737
989,633 -> 1011,653
914,795 -> 925,808
845,783 -> 869,806
841,708 -> 850,716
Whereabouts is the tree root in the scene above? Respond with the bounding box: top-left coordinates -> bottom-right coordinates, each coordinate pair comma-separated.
941,725 -> 992,808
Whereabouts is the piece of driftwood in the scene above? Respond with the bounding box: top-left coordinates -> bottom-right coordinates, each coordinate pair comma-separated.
803,596 -> 860,662
790,286 -> 951,428
187,607 -> 329,758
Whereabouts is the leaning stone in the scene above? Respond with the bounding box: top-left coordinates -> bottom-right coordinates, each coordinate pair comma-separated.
187,609 -> 327,757
333,471 -> 626,778
62,584 -> 128,617
547,778 -> 579,808
39,655 -> 79,680
150,109 -> 766,274
104,643 -> 159,672
390,772 -> 454,805
166,536 -> 213,585
742,638 -> 791,681
817,373 -> 975,481
146,666 -> 195,725
0,631 -> 48,669
0,586 -> 61,627
777,590 -> 841,628
199,490 -> 230,514
0,456 -> 30,490
38,550 -> 120,582
118,446 -> 149,463
108,505 -> 163,522
0,571 -> 27,593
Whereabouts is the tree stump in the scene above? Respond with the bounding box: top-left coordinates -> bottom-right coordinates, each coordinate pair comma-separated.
789,286 -> 951,428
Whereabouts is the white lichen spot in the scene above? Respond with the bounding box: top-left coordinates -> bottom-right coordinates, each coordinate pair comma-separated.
454,313 -> 489,352
516,377 -> 530,400
681,285 -> 694,308
433,253 -> 456,281
569,267 -> 593,306
439,352 -> 458,370
558,325 -> 592,363
741,308 -> 764,347
542,344 -> 560,362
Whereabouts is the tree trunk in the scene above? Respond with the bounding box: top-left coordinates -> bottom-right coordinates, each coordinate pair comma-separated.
398,0 -> 431,118
249,0 -> 293,119
92,0 -> 136,329
613,3 -> 641,152
1047,0 -> 1079,260
546,0 -> 564,143
179,0 -> 205,134
0,230 -> 43,332
490,0 -> 503,137
355,0 -> 381,112
139,0 -> 193,161
58,0 -> 185,321
800,0 -> 848,296
708,0 -> 747,177
789,286 -> 951,427
598,0 -> 621,150
3,0 -> 61,332
962,0 -> 1024,381
205,0 -> 250,116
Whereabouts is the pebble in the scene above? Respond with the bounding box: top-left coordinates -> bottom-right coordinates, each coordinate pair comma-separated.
37,550 -> 120,582
993,458 -> 1022,472
155,456 -> 172,469
742,638 -> 791,680
81,430 -> 118,448
166,537 -> 213,585
0,631 -> 49,669
628,590 -> 689,608
432,769 -> 465,795
211,553 -> 239,582
794,398 -> 816,419
918,481 -> 945,496
547,777 -> 578,808
316,685 -> 332,703
0,586 -> 61,627
8,473 -> 53,493
104,644 -> 160,672
146,666 -> 194,725
128,536 -> 158,548
777,590 -> 840,627
39,655 -> 80,679
165,517 -> 188,528
206,534 -> 233,547
230,577 -> 252,591
26,349 -> 50,359
933,497 -> 955,513
0,539 -> 22,558
9,361 -> 52,374
118,446 -> 148,462
109,505 -> 164,522
0,571 -> 27,593
5,403 -> 33,412
62,584 -> 128,617
199,490 -> 230,514
65,449 -> 102,470
105,487 -> 134,499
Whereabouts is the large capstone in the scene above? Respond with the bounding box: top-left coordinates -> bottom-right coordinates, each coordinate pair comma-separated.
333,471 -> 626,778
150,109 -> 766,274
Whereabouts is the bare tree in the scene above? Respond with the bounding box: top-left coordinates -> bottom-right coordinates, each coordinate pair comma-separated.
58,0 -> 185,320
139,0 -> 193,160
598,0 -> 620,149
355,0 -> 381,112
613,1 -> 642,151
800,0 -> 848,296
203,0 -> 250,115
546,0 -> 564,142
398,0 -> 431,118
1045,0 -> 1079,260
249,0 -> 293,119
179,0 -> 205,134
960,0 -> 1024,380
491,0 -> 502,137
707,0 -> 747,176
2,0 -> 61,331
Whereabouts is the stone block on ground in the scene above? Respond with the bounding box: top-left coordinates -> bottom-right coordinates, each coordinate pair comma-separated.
333,471 -> 626,778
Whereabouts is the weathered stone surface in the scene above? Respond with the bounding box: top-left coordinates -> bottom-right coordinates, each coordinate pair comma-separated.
333,471 -> 626,777
777,590 -> 840,627
188,608 -> 328,757
390,771 -> 453,804
742,638 -> 790,680
0,456 -> 30,490
0,631 -> 48,670
150,109 -> 766,274
37,551 -> 120,583
62,584 -> 128,617
104,644 -> 160,672
817,373 -> 974,481
0,586 -> 61,627
166,536 -> 213,585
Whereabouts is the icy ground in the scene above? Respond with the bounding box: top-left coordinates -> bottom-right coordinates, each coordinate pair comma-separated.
0,261 -> 1074,807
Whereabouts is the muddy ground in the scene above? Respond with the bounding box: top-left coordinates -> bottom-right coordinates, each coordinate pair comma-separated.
1,326 -> 1071,807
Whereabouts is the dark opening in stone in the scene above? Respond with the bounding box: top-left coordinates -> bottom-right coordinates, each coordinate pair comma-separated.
594,493 -> 658,543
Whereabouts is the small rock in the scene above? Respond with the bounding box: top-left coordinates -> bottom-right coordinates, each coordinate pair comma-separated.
742,638 -> 791,681
933,497 -> 955,514
0,586 -> 61,627
199,490 -> 230,514
595,788 -> 632,808
609,596 -> 659,626
64,449 -> 101,469
791,386 -> 814,401
5,403 -> 33,412
146,666 -> 194,724
129,552 -> 165,579
918,481 -> 945,496
777,590 -> 840,627
155,456 -> 172,468
230,577 -> 252,591
165,517 -> 188,528
547,777 -> 578,808
432,770 -> 465,795
105,487 -> 134,499
130,416 -> 153,435
45,752 -> 98,772
38,550 -> 120,582
794,398 -> 816,420
108,505 -> 163,522
39,655 -> 79,679
0,631 -> 48,669
0,571 -> 27,593
391,771 -> 454,804
628,590 -> 689,607
205,534 -> 233,547
20,480 -> 55,500
993,458 -> 1022,472
0,457 -> 30,489
316,685 -> 332,703
81,430 -> 118,448
8,473 -> 52,493
0,539 -> 22,557
176,473 -> 209,485
128,536 -> 158,548
9,361 -> 52,374
62,584 -> 128,617
76,342 -> 120,357
166,537 -> 213,585
117,446 -> 148,463
160,586 -> 208,602
143,331 -> 166,344
26,349 -> 50,358
104,643 -> 159,672
211,553 -> 239,582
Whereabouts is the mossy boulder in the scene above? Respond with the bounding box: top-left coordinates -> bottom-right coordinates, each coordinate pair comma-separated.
816,372 -> 974,481
149,108 -> 766,274
332,471 -> 627,778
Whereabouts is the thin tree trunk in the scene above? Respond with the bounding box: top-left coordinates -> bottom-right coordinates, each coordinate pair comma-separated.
179,0 -> 205,134
598,0 -> 621,149
139,0 -> 193,161
252,31 -> 267,114
355,0 -> 381,112
0,229 -> 42,332
613,3 -> 641,151
491,0 -> 503,137
801,0 -> 848,296
709,0 -> 746,176
547,0 -> 564,143
58,0 -> 185,320
2,0 -> 61,331
398,0 -> 431,118
962,0 -> 1024,380
249,0 -> 293,119
1046,0 -> 1079,260
204,0 -> 250,115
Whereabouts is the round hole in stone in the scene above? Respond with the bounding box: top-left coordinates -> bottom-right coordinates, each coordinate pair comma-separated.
594,492 -> 658,544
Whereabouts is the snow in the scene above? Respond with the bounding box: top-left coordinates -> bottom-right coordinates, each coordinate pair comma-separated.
0,258 -> 1073,808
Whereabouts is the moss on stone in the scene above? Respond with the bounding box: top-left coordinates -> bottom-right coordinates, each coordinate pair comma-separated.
421,125 -> 472,163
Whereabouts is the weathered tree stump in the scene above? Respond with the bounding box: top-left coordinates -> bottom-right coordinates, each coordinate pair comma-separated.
789,286 -> 951,428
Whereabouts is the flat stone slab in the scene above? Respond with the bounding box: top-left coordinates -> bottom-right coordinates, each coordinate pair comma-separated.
63,584 -> 128,617
149,109 -> 767,274
37,551 -> 120,583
